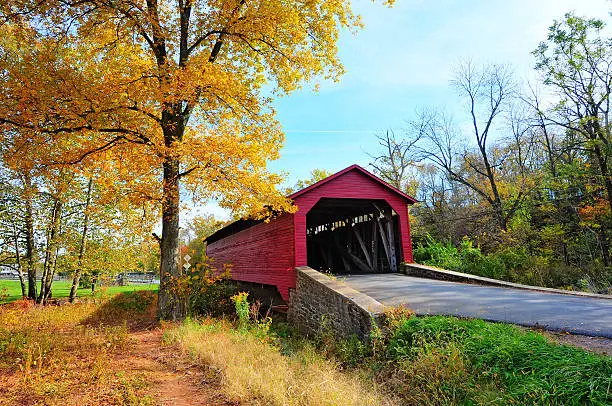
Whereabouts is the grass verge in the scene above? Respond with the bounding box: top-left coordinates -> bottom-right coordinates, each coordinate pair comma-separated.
2,281 -> 610,406
378,315 -> 612,405
161,288 -> 611,406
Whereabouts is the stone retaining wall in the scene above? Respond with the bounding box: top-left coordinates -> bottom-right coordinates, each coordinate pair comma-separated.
288,266 -> 386,340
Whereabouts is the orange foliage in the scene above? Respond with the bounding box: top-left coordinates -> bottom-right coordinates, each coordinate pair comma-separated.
578,198 -> 611,224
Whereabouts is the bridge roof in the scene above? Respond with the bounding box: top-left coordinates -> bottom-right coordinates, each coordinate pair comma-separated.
288,164 -> 418,204
205,164 -> 417,245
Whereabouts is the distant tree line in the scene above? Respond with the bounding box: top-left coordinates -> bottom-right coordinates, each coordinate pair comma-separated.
370,13 -> 612,292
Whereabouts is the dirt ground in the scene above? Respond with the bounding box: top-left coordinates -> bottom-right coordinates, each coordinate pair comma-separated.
127,329 -> 233,406
547,331 -> 612,356
0,293 -> 234,406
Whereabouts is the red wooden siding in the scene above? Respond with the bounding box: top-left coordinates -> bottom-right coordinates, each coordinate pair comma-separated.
292,169 -> 413,267
206,213 -> 295,300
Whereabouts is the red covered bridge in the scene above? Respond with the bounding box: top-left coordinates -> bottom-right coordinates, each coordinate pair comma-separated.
205,164 -> 417,301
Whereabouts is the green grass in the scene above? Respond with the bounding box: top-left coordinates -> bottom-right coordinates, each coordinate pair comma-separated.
386,316 -> 612,405
0,279 -> 158,304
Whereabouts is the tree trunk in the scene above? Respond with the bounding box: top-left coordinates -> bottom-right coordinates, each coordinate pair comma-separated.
23,173 -> 37,300
481,145 -> 507,231
69,178 -> 93,302
38,198 -> 62,304
492,199 -> 507,232
592,143 -> 611,266
158,155 -> 186,320
146,0 -> 196,319
43,243 -> 60,302
12,223 -> 26,297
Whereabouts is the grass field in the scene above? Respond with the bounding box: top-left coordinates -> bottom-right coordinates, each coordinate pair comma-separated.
0,281 -> 610,405
0,279 -> 158,304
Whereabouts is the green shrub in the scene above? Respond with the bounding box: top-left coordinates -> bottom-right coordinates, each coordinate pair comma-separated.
231,292 -> 250,329
188,279 -> 237,317
413,235 -> 463,271
459,238 -> 506,279
413,235 -> 612,291
335,334 -> 370,367
414,235 -> 507,280
171,256 -> 239,317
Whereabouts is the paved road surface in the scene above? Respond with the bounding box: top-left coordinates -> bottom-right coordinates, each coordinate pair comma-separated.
343,274 -> 612,338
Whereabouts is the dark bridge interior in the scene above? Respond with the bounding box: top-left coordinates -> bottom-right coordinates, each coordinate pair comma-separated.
306,198 -> 401,274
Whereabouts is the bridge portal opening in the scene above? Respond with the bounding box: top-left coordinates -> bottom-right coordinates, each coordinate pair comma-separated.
306,198 -> 402,274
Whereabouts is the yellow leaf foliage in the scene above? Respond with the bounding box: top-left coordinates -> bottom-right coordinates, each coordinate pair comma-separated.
0,0 -> 392,218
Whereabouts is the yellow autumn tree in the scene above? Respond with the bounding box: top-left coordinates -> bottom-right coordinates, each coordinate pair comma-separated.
0,0 -> 392,319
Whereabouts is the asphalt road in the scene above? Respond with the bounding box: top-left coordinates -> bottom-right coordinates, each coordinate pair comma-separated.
343,273 -> 612,338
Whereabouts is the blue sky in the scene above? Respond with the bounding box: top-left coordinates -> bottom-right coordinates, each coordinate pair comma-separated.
194,0 -> 611,221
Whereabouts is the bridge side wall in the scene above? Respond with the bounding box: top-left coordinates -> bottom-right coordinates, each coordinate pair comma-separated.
206,213 -> 295,301
288,266 -> 386,340
402,263 -> 612,299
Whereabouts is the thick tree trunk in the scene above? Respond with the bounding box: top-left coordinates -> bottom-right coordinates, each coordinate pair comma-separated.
23,174 -> 37,300
481,146 -> 507,231
69,178 -> 93,302
158,155 -> 186,320
492,199 -> 507,232
146,0 -> 197,320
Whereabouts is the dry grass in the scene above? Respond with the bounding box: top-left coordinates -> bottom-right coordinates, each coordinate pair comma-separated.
0,293 -> 157,405
163,319 -> 397,406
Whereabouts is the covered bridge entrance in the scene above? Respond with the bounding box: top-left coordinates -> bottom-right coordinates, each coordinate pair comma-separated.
205,165 -> 417,301
307,198 -> 403,274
